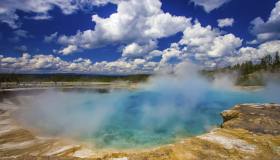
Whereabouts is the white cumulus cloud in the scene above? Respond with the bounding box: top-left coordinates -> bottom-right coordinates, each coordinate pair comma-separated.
59,45 -> 79,55
0,0 -> 119,29
226,40 -> 280,65
122,41 -> 157,58
0,53 -> 159,74
250,0 -> 280,43
217,18 -> 234,28
179,22 -> 242,58
58,0 -> 190,55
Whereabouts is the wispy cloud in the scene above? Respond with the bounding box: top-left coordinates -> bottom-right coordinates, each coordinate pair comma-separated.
190,0 -> 231,12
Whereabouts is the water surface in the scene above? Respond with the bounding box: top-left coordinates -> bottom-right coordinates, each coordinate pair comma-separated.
14,85 -> 280,149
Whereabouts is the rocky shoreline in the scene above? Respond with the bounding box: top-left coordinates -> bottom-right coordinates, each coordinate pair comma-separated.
0,99 -> 279,159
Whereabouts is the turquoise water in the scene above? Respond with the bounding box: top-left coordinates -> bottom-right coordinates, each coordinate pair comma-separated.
82,89 -> 273,148
17,85 -> 280,149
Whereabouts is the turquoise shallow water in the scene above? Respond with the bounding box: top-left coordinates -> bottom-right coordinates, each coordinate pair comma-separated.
82,89 -> 275,148
17,85 -> 280,149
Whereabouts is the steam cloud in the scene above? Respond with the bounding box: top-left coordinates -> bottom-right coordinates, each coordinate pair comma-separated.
12,62 -> 280,148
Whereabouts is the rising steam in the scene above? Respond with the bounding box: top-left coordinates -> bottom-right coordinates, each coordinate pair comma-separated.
12,62 -> 280,148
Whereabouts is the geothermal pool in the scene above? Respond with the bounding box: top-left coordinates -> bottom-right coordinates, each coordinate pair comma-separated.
12,67 -> 280,150
14,82 -> 280,149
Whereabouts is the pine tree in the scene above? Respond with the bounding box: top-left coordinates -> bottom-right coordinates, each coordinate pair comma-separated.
260,56 -> 267,70
275,52 -> 280,65
273,52 -> 280,70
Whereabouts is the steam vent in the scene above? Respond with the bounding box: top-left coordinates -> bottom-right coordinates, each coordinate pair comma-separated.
0,101 -> 279,159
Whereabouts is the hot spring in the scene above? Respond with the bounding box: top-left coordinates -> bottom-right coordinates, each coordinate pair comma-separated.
12,65 -> 280,150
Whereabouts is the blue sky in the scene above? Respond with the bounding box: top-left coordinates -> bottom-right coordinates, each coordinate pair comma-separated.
0,0 -> 280,74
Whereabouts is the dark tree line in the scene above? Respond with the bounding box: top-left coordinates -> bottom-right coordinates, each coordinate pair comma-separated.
202,52 -> 280,86
0,74 -> 151,83
229,52 -> 280,75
